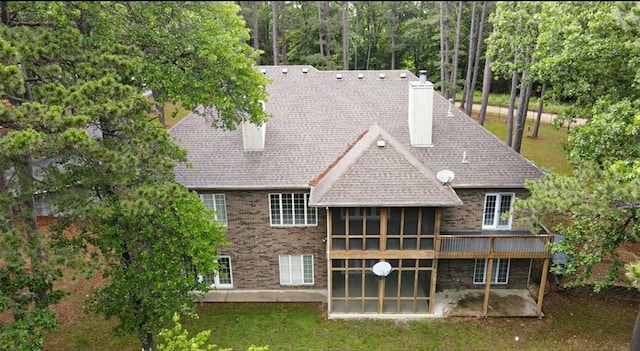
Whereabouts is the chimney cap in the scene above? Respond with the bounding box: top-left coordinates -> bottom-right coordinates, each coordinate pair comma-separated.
418,70 -> 427,85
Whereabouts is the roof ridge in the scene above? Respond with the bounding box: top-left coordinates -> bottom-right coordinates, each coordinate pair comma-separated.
309,124 -> 463,207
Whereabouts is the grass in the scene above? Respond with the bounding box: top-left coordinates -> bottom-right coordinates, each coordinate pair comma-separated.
163,101 -> 190,129
478,113 -> 573,175
44,290 -> 639,351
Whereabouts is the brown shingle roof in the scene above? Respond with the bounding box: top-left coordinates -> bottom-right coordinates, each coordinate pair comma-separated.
309,124 -> 463,207
169,65 -> 543,191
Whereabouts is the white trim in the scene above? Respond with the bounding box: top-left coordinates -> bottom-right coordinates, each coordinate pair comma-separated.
279,254 -> 314,285
482,192 -> 515,230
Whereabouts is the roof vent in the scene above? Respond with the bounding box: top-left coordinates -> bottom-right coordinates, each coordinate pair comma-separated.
447,98 -> 454,117
281,68 -> 288,74
302,68 -> 309,74
379,73 -> 386,80
260,68 -> 267,74
336,73 -> 343,80
357,73 -> 364,80
462,151 -> 469,163
377,140 -> 386,148
400,73 -> 407,79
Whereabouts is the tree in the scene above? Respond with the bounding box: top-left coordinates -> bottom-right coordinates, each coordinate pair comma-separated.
627,262 -> 640,351
80,183 -> 227,351
486,1 -> 539,150
460,1 -> 477,111
0,2 -> 268,350
156,314 -> 269,351
533,2 -> 640,124
342,1 -> 349,70
100,2 -> 269,129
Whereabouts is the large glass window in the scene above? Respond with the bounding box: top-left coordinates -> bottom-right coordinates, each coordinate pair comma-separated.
270,193 -> 317,226
191,255 -> 233,289
482,193 -> 514,229
279,254 -> 314,285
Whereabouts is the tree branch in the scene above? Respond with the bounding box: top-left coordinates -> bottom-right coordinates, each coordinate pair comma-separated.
3,93 -> 29,103
612,200 -> 640,209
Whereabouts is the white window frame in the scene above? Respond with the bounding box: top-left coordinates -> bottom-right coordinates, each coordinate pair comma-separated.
473,258 -> 510,284
269,193 -> 317,226
195,255 -> 233,289
482,193 -> 515,229
199,193 -> 227,225
33,193 -> 54,217
278,254 -> 314,285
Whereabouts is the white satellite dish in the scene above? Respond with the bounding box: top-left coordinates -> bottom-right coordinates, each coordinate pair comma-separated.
371,261 -> 392,277
436,169 -> 455,184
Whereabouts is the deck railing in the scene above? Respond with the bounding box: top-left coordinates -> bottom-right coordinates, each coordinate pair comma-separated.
437,234 -> 554,259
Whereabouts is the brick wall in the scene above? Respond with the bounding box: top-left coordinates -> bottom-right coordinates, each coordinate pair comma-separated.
440,188 -> 531,232
202,189 -> 327,290
436,258 -> 531,290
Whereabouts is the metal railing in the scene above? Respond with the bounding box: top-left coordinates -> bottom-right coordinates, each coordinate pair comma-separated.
437,234 -> 554,259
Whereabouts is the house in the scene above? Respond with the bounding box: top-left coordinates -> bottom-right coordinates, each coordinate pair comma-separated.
169,65 -> 553,318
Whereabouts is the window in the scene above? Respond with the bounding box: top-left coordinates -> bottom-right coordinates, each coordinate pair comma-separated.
279,254 -> 314,285
33,193 -> 54,216
200,194 -> 227,225
482,193 -> 514,229
473,258 -> 510,284
193,255 -> 233,289
269,193 -> 317,226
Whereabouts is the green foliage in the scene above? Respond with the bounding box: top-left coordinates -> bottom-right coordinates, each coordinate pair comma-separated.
155,314 -> 268,351
98,1 -> 270,130
533,2 -> 640,122
566,99 -> 640,167
82,183 -> 227,343
515,2 -> 640,292
0,2 -> 268,350
626,262 -> 640,290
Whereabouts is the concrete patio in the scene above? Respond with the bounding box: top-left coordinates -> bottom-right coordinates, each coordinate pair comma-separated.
434,289 -> 541,317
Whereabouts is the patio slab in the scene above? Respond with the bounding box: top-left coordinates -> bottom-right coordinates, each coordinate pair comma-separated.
434,289 -> 542,317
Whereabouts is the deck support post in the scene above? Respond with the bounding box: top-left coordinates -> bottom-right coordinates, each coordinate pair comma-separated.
536,258 -> 550,315
482,258 -> 494,317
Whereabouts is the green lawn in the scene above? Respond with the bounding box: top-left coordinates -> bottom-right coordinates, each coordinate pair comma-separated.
45,291 -> 638,351
478,114 -> 573,175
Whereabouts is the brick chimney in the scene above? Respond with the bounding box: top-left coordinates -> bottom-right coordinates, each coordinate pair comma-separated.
408,70 -> 434,147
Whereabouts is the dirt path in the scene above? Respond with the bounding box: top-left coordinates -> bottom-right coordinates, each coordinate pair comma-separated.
470,103 -> 587,127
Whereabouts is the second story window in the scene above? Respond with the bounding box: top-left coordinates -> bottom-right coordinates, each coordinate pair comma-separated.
269,193 -> 317,226
200,193 -> 227,225
482,193 -> 514,230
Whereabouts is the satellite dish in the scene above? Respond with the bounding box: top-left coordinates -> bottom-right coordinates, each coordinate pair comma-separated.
436,169 -> 455,184
371,261 -> 392,277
